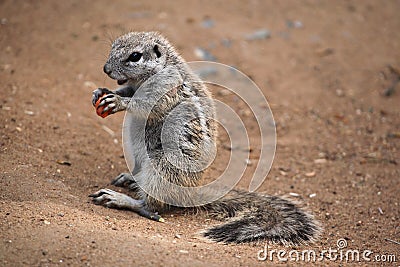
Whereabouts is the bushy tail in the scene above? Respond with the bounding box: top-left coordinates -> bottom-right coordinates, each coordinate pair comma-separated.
202,190 -> 321,245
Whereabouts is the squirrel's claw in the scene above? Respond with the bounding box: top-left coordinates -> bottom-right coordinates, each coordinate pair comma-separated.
92,88 -> 114,106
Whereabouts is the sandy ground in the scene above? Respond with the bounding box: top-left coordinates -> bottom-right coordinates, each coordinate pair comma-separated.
1,0 -> 399,266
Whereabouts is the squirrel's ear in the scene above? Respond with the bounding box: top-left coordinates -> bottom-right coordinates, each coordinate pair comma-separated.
153,45 -> 162,58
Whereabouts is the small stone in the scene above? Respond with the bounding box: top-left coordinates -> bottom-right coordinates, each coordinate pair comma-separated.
335,89 -> 344,97
239,109 -> 251,117
217,89 -> 231,96
174,234 -> 181,239
293,21 -> 303,28
309,193 -> 317,198
314,158 -> 327,164
43,220 -> 50,225
316,48 -> 334,57
194,47 -> 216,61
179,250 -> 189,254
356,220 -> 362,226
201,18 -> 214,28
245,159 -> 252,166
286,20 -> 303,29
279,170 -> 288,176
305,171 -> 316,177
245,29 -> 271,40
318,152 -> 327,158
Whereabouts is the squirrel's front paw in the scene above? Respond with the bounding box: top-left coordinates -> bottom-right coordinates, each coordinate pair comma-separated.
92,88 -> 113,106
97,94 -> 126,115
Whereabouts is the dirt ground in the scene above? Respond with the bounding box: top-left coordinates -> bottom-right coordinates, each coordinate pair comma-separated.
1,1 -> 399,266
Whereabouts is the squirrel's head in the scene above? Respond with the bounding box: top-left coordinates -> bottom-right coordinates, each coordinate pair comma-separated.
103,31 -> 172,86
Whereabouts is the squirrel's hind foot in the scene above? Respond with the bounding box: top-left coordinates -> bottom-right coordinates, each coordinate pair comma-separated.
89,188 -> 164,222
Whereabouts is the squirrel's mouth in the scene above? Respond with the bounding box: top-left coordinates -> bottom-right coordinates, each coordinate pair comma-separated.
117,79 -> 128,85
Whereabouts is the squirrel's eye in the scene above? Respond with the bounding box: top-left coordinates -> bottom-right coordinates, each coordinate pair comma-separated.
127,52 -> 142,62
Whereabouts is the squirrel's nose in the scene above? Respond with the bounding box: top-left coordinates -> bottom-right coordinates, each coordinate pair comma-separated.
103,64 -> 112,75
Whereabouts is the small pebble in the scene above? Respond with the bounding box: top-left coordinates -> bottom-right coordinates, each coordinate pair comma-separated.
201,18 -> 214,28
286,20 -> 303,28
245,29 -> 271,40
314,158 -> 327,164
194,47 -> 216,61
378,207 -> 383,215
174,234 -> 181,239
179,250 -> 189,254
305,171 -> 316,177
335,89 -> 344,97
293,21 -> 303,28
316,47 -> 334,57
309,193 -> 317,198
217,89 -> 231,96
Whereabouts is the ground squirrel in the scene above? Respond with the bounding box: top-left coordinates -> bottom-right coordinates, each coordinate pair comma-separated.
90,31 -> 321,244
